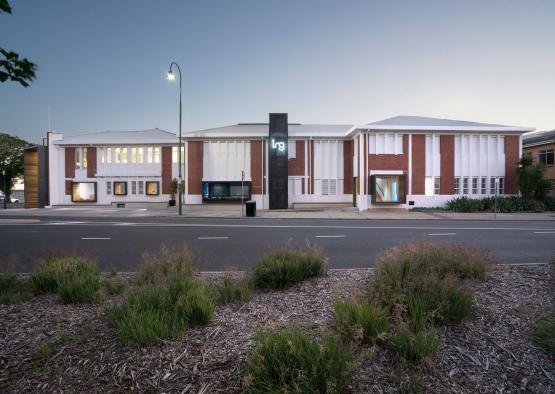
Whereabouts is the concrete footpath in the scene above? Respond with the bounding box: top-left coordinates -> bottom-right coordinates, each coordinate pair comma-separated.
0,204 -> 554,221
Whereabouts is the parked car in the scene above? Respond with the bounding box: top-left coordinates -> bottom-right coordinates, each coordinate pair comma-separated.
0,190 -> 19,203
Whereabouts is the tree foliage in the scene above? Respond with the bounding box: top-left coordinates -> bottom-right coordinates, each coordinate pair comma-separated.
517,154 -> 552,200
0,133 -> 28,197
0,0 -> 37,88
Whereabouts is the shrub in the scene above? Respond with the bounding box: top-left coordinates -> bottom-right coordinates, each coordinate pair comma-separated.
530,313 -> 555,357
31,256 -> 101,303
543,196 -> 555,211
242,326 -> 353,393
0,274 -> 33,304
102,278 -> 126,295
251,243 -> 326,290
390,326 -> 440,361
372,242 -> 488,328
107,278 -> 214,345
137,245 -> 195,285
446,196 -> 546,213
214,275 -> 253,305
333,299 -> 388,343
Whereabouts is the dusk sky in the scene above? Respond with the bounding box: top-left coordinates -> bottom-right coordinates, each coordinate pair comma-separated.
1,0 -> 554,143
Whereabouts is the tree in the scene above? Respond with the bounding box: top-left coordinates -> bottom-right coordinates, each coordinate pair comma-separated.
0,133 -> 28,198
517,154 -> 552,200
0,0 -> 37,88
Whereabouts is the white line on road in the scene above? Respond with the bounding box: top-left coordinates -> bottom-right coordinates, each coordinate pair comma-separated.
315,235 -> 346,238
197,236 -> 229,240
428,233 -> 456,236
80,237 -> 111,240
533,231 -> 555,234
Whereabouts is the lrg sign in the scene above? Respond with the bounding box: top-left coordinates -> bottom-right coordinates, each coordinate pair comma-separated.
271,138 -> 286,153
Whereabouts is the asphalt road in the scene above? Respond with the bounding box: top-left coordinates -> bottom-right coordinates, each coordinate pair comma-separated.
1,216 -> 554,271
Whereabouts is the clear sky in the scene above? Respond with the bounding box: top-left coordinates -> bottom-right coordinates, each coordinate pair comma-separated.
1,0 -> 554,143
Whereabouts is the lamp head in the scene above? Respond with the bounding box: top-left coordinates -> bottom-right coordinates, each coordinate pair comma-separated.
166,71 -> 175,81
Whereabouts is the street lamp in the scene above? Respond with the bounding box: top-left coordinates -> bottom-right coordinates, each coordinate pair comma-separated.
166,62 -> 183,215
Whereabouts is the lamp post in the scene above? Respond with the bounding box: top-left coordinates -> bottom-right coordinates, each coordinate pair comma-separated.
166,62 -> 183,215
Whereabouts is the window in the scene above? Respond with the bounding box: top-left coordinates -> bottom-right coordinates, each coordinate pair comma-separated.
463,177 -> 469,194
113,181 -> 127,196
115,147 -> 121,164
172,147 -> 177,163
146,181 -> 160,195
498,177 -> 504,195
106,181 -> 111,195
131,181 -> 137,194
539,149 -> 554,167
434,177 -> 441,195
147,147 -> 153,163
121,148 -> 128,164
75,148 -> 81,169
154,147 -> 160,163
371,175 -> 406,203
288,140 -> 296,159
481,177 -> 487,195
472,177 -> 478,194
106,148 -> 112,164
71,182 -> 97,202
490,178 -> 496,194
82,148 -> 87,169
369,133 -> 403,154
137,147 -> 144,163
321,179 -> 337,196
100,148 -> 106,164
131,148 -> 137,163
454,177 -> 461,194
138,181 -> 144,194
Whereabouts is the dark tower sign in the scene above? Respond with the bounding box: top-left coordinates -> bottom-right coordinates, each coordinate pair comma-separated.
268,113 -> 288,209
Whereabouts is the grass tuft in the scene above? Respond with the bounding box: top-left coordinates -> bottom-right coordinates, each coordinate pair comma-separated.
137,245 -> 195,285
251,243 -> 326,290
333,299 -> 388,343
530,313 -> 555,357
0,274 -> 33,304
242,325 -> 354,394
31,256 -> 101,303
213,275 -> 253,305
390,325 -> 440,362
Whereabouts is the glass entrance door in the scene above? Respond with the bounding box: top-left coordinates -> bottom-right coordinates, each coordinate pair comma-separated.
370,175 -> 406,204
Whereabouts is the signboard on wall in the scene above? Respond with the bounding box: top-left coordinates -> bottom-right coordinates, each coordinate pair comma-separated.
268,113 -> 288,209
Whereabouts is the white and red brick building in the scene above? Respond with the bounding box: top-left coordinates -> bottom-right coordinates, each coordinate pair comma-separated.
44,115 -> 532,210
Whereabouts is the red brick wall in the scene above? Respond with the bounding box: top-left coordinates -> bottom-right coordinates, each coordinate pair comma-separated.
505,135 -> 520,194
440,135 -> 454,194
288,140 -> 305,176
161,146 -> 172,194
368,135 -> 409,173
251,140 -> 264,195
187,141 -> 203,195
65,180 -> 72,195
86,147 -> 96,178
411,135 -> 425,195
343,140 -> 353,194
65,147 -> 75,179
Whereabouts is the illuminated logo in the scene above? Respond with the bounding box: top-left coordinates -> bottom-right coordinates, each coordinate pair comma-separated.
271,138 -> 285,152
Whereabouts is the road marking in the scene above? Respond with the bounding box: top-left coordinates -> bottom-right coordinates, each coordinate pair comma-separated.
428,233 -> 456,236
197,236 -> 229,240
533,231 -> 555,234
80,237 -> 111,240
315,235 -> 346,238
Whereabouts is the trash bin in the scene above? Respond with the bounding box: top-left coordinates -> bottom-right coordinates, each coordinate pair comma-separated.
245,200 -> 256,217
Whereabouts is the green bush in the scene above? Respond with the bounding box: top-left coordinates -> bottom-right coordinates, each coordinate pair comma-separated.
390,326 -> 440,361
137,244 -> 195,285
530,313 -> 555,357
543,196 -> 555,211
102,278 -> 126,295
0,274 -> 33,304
446,196 -> 545,213
214,275 -> 253,305
31,256 -> 101,303
107,278 -> 214,346
372,242 -> 488,328
252,244 -> 326,290
333,299 -> 388,343
242,326 -> 354,393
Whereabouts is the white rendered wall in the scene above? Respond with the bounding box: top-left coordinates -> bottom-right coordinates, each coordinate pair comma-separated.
202,140 -> 251,181
47,133 -> 64,206
454,135 -> 505,178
